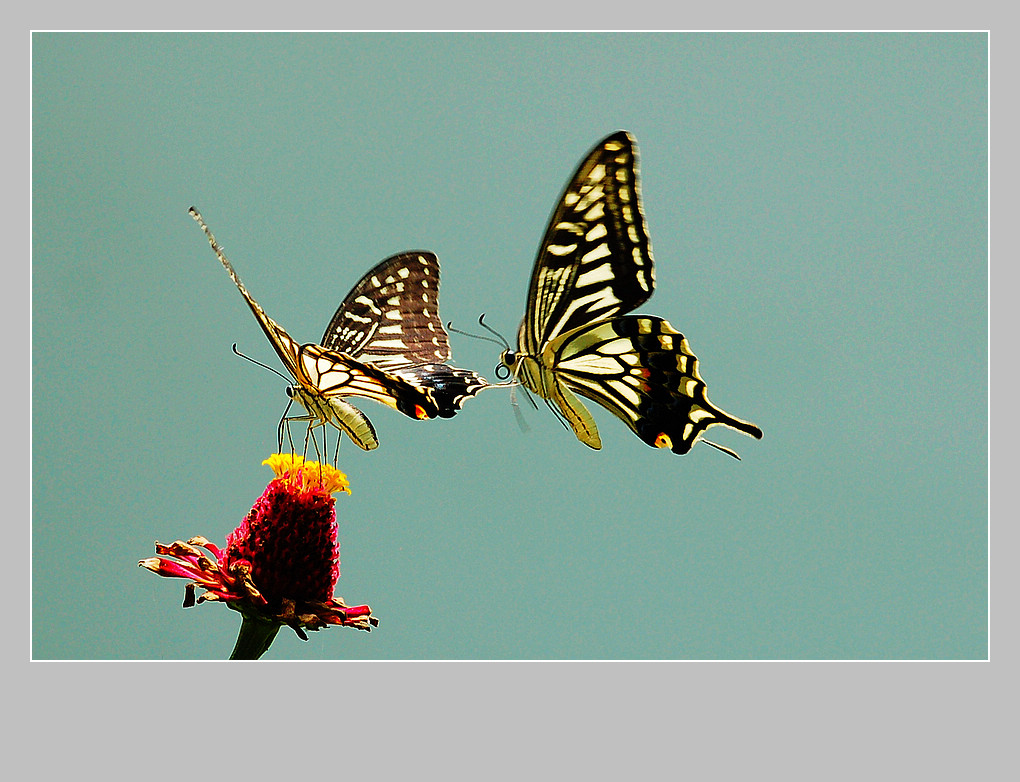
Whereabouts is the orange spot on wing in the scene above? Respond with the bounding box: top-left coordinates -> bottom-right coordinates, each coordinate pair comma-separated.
415,404 -> 430,420
654,433 -> 672,449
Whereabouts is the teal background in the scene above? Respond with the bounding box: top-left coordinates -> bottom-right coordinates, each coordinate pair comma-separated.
31,32 -> 987,660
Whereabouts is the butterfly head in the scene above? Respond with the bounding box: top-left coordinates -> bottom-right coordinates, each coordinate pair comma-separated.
495,349 -> 518,381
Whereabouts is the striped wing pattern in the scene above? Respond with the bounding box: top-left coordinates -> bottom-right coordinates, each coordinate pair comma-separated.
321,252 -> 449,367
521,130 -> 654,355
190,208 -> 440,451
321,251 -> 488,416
502,132 -> 762,457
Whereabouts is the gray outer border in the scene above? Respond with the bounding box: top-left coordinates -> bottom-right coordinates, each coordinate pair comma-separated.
15,7 -> 1007,780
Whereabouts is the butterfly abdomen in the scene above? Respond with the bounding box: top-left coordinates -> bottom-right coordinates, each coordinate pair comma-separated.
285,385 -> 380,451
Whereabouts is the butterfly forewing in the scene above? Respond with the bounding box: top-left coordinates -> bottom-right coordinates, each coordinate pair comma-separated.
189,207 -> 306,381
522,130 -> 655,354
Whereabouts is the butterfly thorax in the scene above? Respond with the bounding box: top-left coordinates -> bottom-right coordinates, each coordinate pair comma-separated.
286,384 -> 340,427
499,348 -> 555,401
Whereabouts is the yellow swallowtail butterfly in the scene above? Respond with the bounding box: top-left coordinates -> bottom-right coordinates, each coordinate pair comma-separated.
497,132 -> 762,458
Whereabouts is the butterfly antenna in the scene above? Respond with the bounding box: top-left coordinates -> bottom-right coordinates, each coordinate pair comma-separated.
477,313 -> 512,351
446,317 -> 508,349
231,343 -> 292,383
505,383 -> 529,434
447,315 -> 517,391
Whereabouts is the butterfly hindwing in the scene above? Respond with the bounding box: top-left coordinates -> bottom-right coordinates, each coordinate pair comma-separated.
296,342 -> 437,421
549,317 -> 763,455
391,363 -> 491,418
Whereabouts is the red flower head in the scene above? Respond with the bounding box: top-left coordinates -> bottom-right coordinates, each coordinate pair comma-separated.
140,454 -> 377,659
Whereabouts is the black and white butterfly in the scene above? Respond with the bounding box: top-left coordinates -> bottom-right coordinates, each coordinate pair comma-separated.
497,131 -> 762,458
190,207 -> 486,451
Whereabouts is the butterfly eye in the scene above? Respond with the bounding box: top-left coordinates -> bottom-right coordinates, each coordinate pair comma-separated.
286,386 -> 297,399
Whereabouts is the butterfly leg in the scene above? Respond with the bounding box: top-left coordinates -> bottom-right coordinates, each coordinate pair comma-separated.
511,390 -> 532,434
307,422 -> 332,480
331,428 -> 342,467
277,398 -> 296,454
278,399 -> 319,461
311,422 -> 330,466
301,423 -> 315,463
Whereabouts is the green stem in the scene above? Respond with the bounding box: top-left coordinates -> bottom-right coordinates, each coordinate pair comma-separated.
229,615 -> 282,660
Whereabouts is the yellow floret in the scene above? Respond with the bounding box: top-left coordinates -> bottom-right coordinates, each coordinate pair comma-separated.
263,454 -> 351,495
